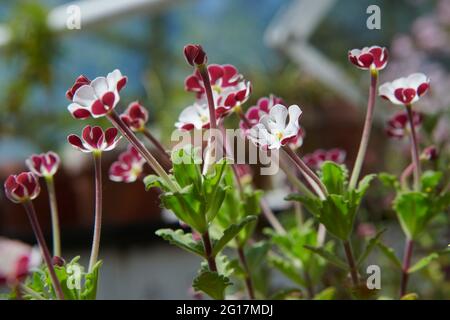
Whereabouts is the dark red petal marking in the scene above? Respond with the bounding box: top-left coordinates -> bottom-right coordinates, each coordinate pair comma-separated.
102,92 -> 116,108
104,127 -> 118,147
68,135 -> 86,150
117,77 -> 127,92
417,83 -> 429,96
72,108 -> 92,119
91,100 -> 108,116
358,53 -> 374,68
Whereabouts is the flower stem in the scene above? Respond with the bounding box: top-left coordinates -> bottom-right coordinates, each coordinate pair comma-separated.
141,128 -> 172,169
198,64 -> 217,131
349,68 -> 378,190
282,146 -> 328,199
405,104 -> 422,191
44,176 -> 61,257
260,198 -> 286,235
22,200 -> 64,300
237,246 -> 255,300
343,240 -> 359,287
88,152 -> 103,273
400,162 -> 415,190
107,110 -> 179,192
400,238 -> 414,297
198,64 -> 218,174
201,230 -> 217,272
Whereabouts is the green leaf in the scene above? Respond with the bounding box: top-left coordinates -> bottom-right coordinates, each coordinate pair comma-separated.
356,174 -> 377,199
192,271 -> 232,300
357,229 -> 386,268
313,287 -> 336,300
320,161 -> 348,195
378,173 -> 400,190
303,245 -> 348,270
377,242 -> 402,269
319,194 -> 356,240
212,215 -> 257,257
155,229 -> 205,258
81,261 -> 102,300
420,170 -> 443,192
268,254 -> 306,286
394,192 -> 431,239
408,252 -> 439,274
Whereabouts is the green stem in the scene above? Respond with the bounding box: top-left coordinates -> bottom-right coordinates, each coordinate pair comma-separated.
44,176 -> 61,257
22,201 -> 64,300
88,152 -> 102,272
237,246 -> 255,300
405,104 -> 422,191
107,110 -> 179,192
349,68 -> 378,190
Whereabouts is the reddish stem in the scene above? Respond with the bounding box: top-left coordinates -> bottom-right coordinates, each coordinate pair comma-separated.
400,238 -> 414,297
22,201 -> 64,300
405,104 -> 422,191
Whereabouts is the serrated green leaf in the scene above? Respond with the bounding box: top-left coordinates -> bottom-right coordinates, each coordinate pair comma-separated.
394,192 -> 431,239
267,254 -> 306,286
378,173 -> 400,190
212,216 -> 257,257
320,161 -> 348,195
81,260 -> 102,300
192,271 -> 232,300
303,245 -> 348,270
377,242 -> 402,269
156,229 -> 205,258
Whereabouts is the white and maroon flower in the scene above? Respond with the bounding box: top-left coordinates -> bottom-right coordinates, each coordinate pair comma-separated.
348,46 -> 388,70
379,73 -> 430,105
68,125 -> 120,153
185,64 -> 251,117
25,151 -> 60,178
109,146 -> 146,183
67,69 -> 127,119
0,237 -> 41,285
175,102 -> 211,131
248,104 -> 302,150
66,75 -> 91,101
303,149 -> 346,170
120,101 -> 149,132
4,172 -> 41,204
386,111 -> 423,139
240,95 -> 285,132
421,145 -> 438,161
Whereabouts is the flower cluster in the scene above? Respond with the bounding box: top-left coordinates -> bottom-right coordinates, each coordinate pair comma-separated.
386,110 -> 423,139
177,64 -> 252,130
109,146 -> 146,183
303,149 -> 346,171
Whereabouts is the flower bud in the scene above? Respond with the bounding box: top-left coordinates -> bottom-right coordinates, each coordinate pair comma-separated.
183,44 -> 207,66
4,172 -> 40,204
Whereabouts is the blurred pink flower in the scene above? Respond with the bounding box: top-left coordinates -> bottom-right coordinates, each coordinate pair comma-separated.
109,146 -> 146,183
26,151 -> 60,178
4,172 -> 40,204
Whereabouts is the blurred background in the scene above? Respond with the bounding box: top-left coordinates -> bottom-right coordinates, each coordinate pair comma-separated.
0,0 -> 449,299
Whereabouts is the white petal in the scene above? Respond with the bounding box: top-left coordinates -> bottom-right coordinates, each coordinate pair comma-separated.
379,82 -> 402,105
73,85 -> 97,107
269,104 -> 288,128
91,77 -> 109,97
406,73 -> 429,89
107,69 -> 123,90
